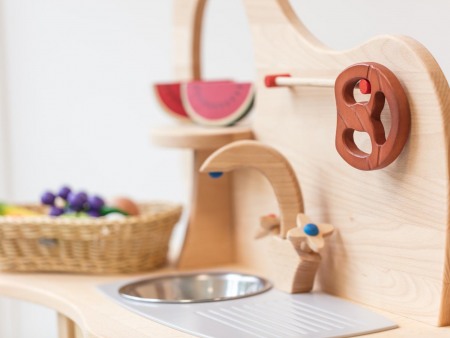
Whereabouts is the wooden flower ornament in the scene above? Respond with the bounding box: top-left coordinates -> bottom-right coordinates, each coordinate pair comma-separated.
287,214 -> 334,253
255,212 -> 335,293
255,214 -> 280,239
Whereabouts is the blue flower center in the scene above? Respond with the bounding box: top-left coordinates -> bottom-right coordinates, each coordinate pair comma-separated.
303,223 -> 319,236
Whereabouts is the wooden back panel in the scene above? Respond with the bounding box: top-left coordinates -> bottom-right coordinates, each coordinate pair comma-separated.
173,0 -> 450,326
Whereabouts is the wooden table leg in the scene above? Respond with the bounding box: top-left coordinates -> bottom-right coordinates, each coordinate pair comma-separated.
58,313 -> 77,338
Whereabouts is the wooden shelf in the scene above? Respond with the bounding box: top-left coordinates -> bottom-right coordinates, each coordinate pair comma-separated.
150,124 -> 254,150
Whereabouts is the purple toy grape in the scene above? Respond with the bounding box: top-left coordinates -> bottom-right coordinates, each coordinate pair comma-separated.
49,206 -> 64,216
68,192 -> 86,211
41,191 -> 56,206
88,195 -> 105,211
77,191 -> 88,203
76,191 -> 88,202
87,209 -> 101,218
42,187 -> 107,217
57,186 -> 71,200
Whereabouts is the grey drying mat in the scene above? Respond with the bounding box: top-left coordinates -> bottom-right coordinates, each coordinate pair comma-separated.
99,280 -> 397,338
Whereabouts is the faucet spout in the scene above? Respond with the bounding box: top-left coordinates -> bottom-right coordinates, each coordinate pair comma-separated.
200,140 -> 304,238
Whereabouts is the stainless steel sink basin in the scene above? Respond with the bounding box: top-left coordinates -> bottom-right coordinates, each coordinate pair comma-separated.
119,272 -> 272,303
100,273 -> 397,337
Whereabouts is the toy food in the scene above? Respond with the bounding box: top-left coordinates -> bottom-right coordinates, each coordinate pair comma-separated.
42,187 -> 98,217
154,82 -> 190,121
0,203 -> 42,216
110,197 -> 140,216
181,81 -> 255,126
154,80 -> 233,122
41,186 -> 131,218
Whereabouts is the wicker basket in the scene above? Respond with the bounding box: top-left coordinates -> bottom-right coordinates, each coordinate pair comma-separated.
0,202 -> 182,273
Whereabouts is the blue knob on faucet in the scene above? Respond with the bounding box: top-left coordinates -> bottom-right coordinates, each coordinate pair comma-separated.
208,172 -> 223,179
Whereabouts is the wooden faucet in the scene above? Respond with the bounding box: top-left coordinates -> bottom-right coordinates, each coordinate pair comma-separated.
200,140 -> 333,293
200,140 -> 304,238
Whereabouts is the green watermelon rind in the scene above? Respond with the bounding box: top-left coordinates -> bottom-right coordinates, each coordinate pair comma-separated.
181,82 -> 255,127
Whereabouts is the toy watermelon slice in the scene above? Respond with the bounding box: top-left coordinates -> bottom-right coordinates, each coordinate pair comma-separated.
154,80 -> 234,121
181,81 -> 255,127
154,82 -> 189,121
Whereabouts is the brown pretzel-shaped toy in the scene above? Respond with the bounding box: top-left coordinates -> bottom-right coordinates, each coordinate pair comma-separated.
334,62 -> 411,170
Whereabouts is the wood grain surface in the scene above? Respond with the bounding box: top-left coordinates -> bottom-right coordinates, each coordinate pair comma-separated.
228,0 -> 450,326
1,0 -> 449,336
172,0 -> 450,327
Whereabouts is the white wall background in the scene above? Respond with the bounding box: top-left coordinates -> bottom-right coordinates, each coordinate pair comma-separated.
0,0 -> 448,337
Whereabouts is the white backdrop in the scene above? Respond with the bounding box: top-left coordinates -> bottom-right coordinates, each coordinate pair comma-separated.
0,1 -> 448,337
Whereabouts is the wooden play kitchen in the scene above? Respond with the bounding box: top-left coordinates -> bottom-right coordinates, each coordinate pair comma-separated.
1,0 -> 449,337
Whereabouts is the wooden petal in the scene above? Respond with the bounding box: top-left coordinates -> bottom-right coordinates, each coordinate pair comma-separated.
319,223 -> 335,237
255,228 -> 270,239
296,213 -> 309,227
260,215 -> 280,230
287,227 -> 306,240
307,235 -> 324,252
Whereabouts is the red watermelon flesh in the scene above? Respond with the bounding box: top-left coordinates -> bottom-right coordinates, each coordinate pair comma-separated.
182,81 -> 255,127
154,82 -> 189,120
154,80 -> 233,121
